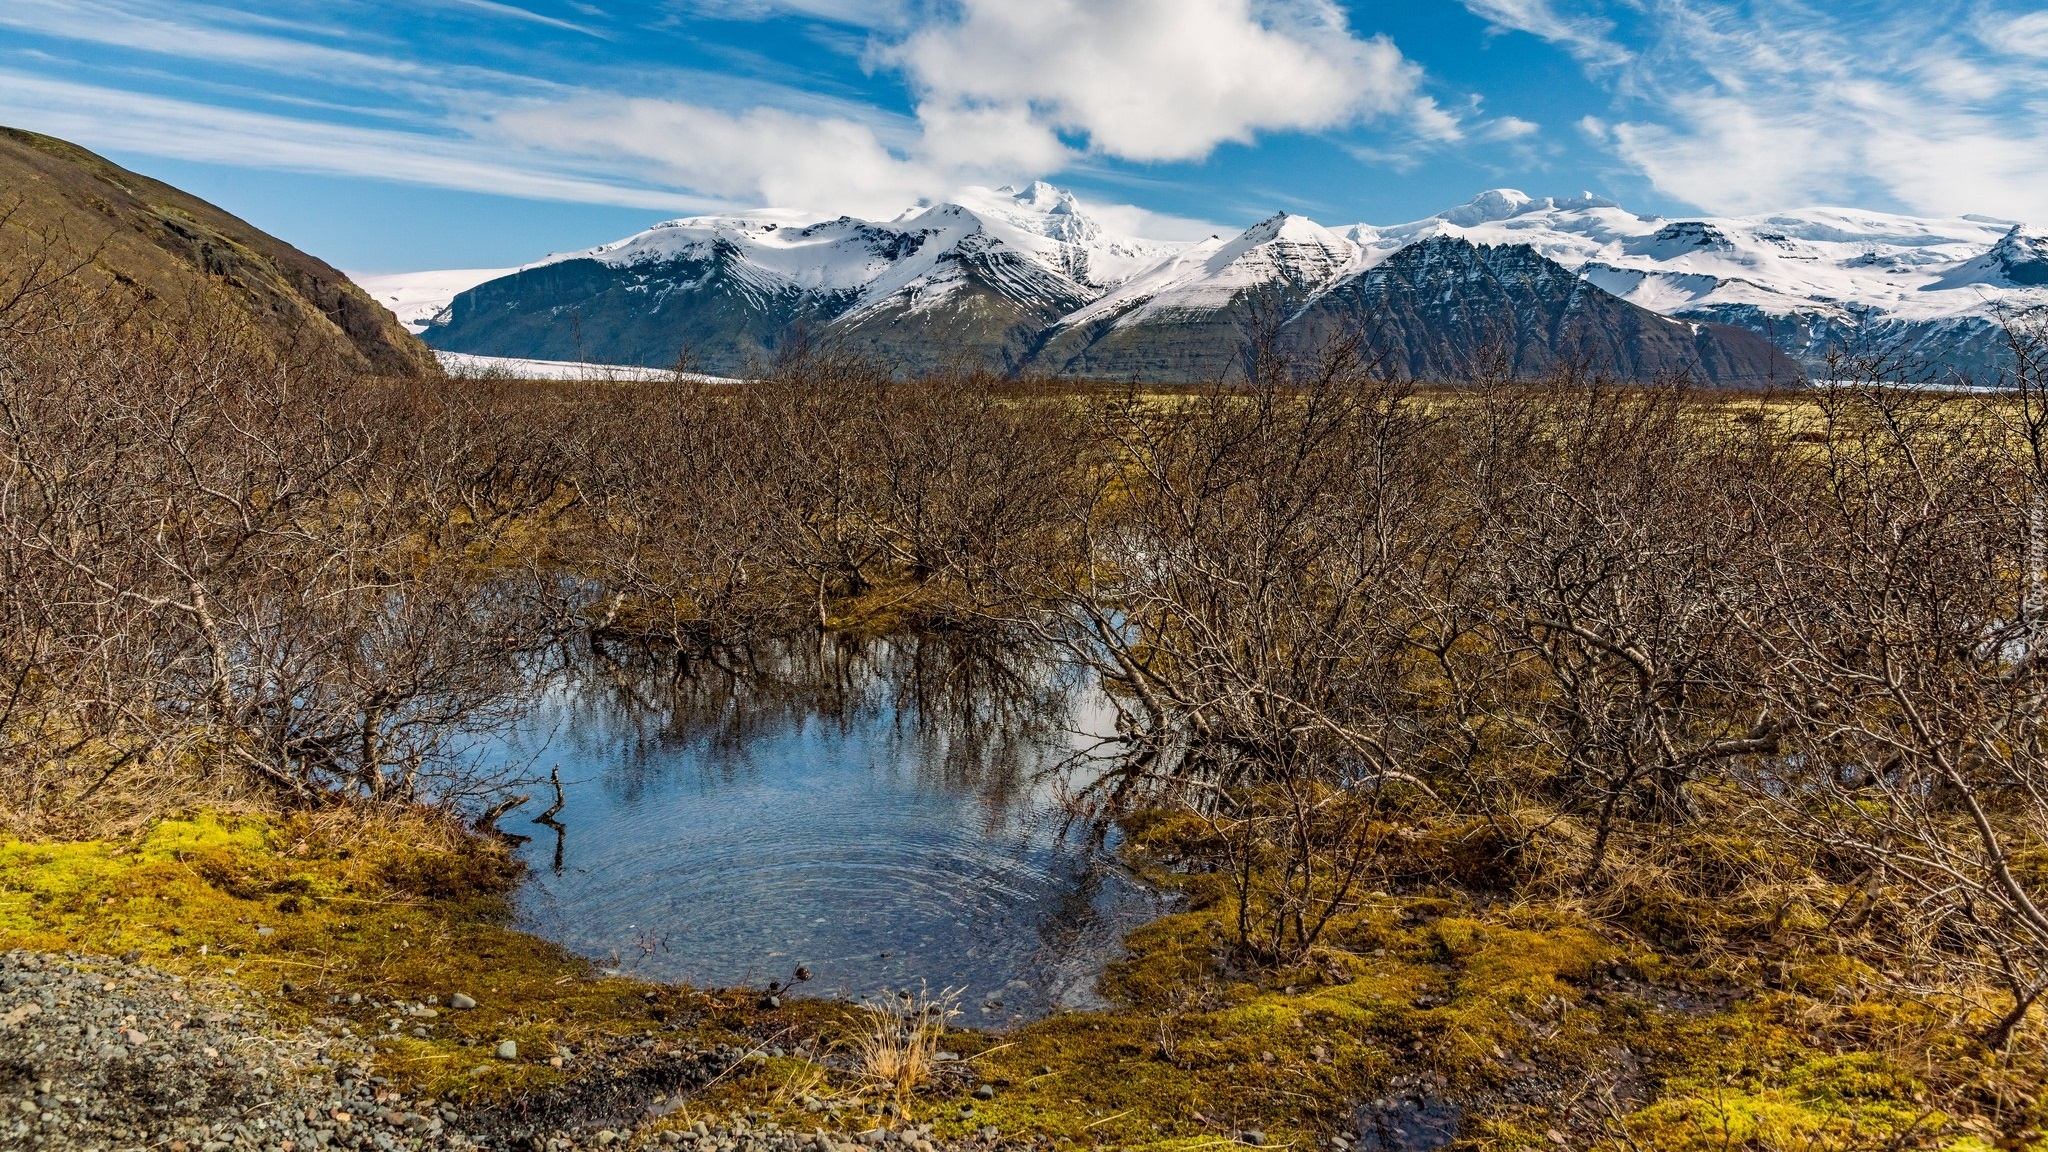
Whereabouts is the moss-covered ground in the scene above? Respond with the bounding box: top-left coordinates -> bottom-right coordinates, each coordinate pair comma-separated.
2,809 -> 2042,1151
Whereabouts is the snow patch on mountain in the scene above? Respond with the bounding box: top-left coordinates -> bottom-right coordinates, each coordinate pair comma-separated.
525,183 -> 1181,324
1058,213 -> 1362,330
1347,191 -> 2040,327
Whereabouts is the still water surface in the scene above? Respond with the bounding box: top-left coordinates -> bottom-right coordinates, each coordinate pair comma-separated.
492,636 -> 1162,1027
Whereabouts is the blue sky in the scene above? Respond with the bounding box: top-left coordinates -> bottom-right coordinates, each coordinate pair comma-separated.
1,0 -> 2043,272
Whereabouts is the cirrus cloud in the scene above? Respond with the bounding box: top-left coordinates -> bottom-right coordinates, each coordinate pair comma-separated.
1485,0 -> 2048,222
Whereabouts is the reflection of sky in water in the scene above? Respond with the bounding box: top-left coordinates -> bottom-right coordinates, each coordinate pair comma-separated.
491,637 -> 1162,1027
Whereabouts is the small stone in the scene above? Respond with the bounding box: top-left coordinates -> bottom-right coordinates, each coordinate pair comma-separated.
496,1040 -> 518,1060
257,926 -> 276,937
1240,1133 -> 1266,1147
972,1085 -> 995,1102
450,993 -> 477,1010
762,995 -> 782,1009
597,1132 -> 618,1146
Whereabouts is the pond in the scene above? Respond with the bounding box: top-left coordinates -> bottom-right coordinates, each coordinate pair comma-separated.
490,635 -> 1166,1027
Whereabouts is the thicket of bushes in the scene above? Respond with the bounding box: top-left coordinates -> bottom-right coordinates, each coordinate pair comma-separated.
5,250 -> 2048,1050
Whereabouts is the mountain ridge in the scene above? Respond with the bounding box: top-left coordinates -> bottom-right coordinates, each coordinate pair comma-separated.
413,183 -> 2046,383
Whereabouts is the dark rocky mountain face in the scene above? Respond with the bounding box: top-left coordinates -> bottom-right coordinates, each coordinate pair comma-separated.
1287,237 -> 1800,386
1680,302 -> 2019,383
428,252 -> 854,376
830,240 -> 1097,376
1991,226 -> 2048,287
0,127 -> 433,375
1032,302 -> 1268,382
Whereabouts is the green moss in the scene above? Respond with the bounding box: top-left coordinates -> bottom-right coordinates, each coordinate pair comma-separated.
6,810 -> 2045,1151
0,811 -> 763,1103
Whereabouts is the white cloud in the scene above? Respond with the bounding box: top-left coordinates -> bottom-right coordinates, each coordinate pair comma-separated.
1459,0 -> 1630,67
486,0 -> 1462,225
1082,201 -> 1225,243
1608,97 -> 1859,214
434,0 -> 607,36
490,98 -> 940,218
1990,11 -> 2048,56
1477,115 -> 1541,141
887,0 -> 1454,164
1514,1 -> 2048,223
0,71 -> 717,212
0,0 -> 436,84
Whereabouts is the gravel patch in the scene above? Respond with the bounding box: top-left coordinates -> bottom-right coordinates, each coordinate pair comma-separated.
1,950 -> 1015,1152
1,949 -> 481,1151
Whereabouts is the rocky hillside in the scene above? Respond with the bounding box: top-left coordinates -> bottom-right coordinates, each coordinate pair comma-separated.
0,127 -> 434,376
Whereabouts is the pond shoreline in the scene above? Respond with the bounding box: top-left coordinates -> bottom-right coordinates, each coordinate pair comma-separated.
5,803 -> 2041,1152
491,636 -> 1165,1028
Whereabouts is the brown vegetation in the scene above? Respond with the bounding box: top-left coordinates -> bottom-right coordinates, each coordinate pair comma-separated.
4,240 -> 2048,1144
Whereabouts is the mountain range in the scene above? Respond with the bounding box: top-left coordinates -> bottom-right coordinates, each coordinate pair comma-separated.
393,183 -> 2048,385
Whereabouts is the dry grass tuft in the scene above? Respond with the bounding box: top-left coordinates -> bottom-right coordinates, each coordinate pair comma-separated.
847,985 -> 960,1106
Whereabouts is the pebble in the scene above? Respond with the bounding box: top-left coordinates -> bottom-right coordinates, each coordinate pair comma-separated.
449,993 -> 477,1011
972,1085 -> 995,1101
496,1040 -> 518,1060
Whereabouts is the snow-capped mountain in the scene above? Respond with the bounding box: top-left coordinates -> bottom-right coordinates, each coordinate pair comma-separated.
1345,192 -> 2043,378
426,183 -> 1185,374
420,183 -> 2046,383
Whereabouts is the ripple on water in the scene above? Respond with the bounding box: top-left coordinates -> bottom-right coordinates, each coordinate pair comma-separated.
498,640 -> 1167,1025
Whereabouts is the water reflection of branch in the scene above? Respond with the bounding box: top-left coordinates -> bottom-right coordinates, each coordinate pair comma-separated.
553,633 -> 1099,829
532,765 -> 566,874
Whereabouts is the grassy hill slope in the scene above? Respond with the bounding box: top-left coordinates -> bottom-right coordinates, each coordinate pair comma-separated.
0,126 -> 435,375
